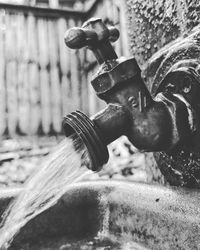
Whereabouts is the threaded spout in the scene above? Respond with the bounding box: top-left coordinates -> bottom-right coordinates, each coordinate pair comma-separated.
62,111 -> 109,171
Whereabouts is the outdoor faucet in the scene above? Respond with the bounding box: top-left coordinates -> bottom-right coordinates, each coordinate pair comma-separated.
63,18 -> 200,172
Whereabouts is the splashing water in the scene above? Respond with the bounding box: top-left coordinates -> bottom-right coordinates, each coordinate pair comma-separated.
0,134 -> 92,249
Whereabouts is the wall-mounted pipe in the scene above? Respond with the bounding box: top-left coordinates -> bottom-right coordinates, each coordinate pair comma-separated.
63,18 -> 199,178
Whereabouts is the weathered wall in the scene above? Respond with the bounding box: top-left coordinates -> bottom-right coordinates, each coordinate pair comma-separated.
126,0 -> 200,68
125,0 -> 200,185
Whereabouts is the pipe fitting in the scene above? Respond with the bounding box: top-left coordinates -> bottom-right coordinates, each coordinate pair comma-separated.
63,111 -> 109,171
63,18 -> 200,173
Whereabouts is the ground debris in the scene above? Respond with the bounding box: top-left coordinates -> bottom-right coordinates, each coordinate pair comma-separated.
0,136 -> 149,188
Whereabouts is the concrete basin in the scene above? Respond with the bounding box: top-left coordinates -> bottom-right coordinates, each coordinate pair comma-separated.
0,181 -> 200,249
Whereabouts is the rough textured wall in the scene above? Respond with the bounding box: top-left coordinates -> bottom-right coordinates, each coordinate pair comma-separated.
125,0 -> 200,186
125,0 -> 200,187
126,0 -> 200,67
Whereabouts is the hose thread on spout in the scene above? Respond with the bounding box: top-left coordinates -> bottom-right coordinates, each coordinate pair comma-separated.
63,111 -> 109,171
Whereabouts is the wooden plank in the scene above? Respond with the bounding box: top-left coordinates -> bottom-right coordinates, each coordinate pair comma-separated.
57,17 -> 69,75
39,68 -> 51,134
0,3 -> 86,19
37,17 -> 51,134
27,14 -> 40,134
27,14 -> 38,62
48,19 -> 62,133
16,13 -> 30,134
48,19 -> 59,67
29,63 -> 41,134
17,62 -> 30,134
61,74 -> 74,116
50,66 -> 62,133
94,0 -> 121,59
57,17 -> 75,118
6,61 -> 18,136
0,10 -> 6,136
49,0 -> 59,8
61,74 -> 68,116
118,0 -> 130,57
5,13 -> 18,136
37,18 -> 49,68
0,148 -> 50,164
16,13 -> 27,63
92,0 -> 104,19
57,17 -> 73,117
104,0 -> 114,22
68,18 -> 81,110
5,12 -> 15,61
98,0 -> 105,20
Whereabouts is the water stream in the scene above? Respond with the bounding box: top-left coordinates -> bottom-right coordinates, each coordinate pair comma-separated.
0,134 -> 91,249
0,135 -> 150,250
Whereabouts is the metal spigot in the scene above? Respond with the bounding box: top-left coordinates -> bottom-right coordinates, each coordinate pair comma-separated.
63,18 -> 199,173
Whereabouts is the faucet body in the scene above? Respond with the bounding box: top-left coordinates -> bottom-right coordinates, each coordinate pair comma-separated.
63,18 -> 200,187
91,58 -> 190,152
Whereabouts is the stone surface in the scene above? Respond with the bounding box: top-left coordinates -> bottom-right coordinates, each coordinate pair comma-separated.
126,0 -> 200,68
126,0 -> 200,187
126,0 -> 200,94
1,181 -> 200,249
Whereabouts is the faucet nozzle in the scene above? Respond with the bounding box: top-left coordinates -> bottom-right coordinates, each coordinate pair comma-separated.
63,111 -> 109,171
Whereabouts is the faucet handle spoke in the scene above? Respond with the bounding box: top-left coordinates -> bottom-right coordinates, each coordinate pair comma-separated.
64,27 -> 98,49
64,17 -> 119,64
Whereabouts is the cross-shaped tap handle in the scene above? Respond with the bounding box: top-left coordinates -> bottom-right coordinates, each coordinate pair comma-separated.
64,17 -> 120,64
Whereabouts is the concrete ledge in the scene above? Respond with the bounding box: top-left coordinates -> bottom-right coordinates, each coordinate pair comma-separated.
0,181 -> 199,249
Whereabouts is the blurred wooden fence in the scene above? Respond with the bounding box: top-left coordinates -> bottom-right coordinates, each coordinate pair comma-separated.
0,0 -> 129,137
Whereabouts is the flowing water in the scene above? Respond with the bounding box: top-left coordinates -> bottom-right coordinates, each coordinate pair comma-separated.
0,134 -> 92,249
0,135 -> 150,250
